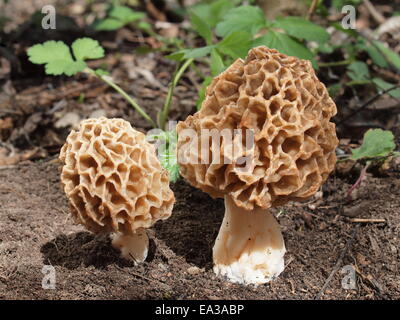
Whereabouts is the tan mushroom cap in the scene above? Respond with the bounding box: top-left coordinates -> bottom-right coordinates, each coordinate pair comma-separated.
177,46 -> 338,210
59,117 -> 175,234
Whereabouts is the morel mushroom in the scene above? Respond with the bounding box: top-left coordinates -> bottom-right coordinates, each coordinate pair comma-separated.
177,46 -> 338,285
59,117 -> 175,263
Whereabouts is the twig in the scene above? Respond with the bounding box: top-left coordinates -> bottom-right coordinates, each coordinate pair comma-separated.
337,85 -> 400,126
350,218 -> 386,223
354,265 -> 387,299
307,0 -> 319,20
315,227 -> 359,300
114,265 -> 168,287
363,0 -> 386,25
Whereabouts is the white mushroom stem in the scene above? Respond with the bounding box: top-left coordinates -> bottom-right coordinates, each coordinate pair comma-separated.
111,228 -> 149,264
213,195 -> 286,285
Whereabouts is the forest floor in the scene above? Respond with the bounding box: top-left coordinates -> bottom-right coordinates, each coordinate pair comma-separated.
0,160 -> 399,299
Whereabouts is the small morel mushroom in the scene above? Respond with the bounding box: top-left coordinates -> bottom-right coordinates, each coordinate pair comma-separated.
177,46 -> 338,285
59,117 -> 175,263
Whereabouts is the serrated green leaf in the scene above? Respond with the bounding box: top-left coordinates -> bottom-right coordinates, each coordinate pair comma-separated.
215,5 -> 266,37
28,39 -> 103,76
351,129 -> 396,160
372,78 -> 400,98
217,31 -> 252,59
72,38 -> 105,61
93,18 -> 124,31
273,16 -> 330,43
190,11 -> 212,44
28,40 -> 88,76
210,49 -> 225,76
28,41 -> 73,65
253,31 -> 314,61
44,60 -> 73,75
64,60 -> 87,76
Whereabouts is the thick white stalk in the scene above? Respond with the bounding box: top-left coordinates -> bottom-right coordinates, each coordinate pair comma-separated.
213,195 -> 286,285
111,228 -> 149,264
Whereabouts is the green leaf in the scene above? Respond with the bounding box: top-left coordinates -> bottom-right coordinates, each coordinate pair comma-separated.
215,5 -> 266,37
253,31 -> 314,61
190,0 -> 234,28
166,51 -> 185,61
28,40 -> 85,76
210,49 -> 225,76
351,129 -> 396,160
138,21 -> 152,32
92,5 -> 145,31
167,46 -> 214,61
93,18 -> 124,31
372,78 -> 400,98
346,61 -> 370,83
217,31 -> 252,59
109,5 -> 145,24
28,40 -> 73,65
189,11 -> 213,44
28,39 -> 103,76
359,42 -> 388,68
273,16 -> 329,43
372,40 -> 400,70
64,60 -> 87,76
72,38 -> 105,61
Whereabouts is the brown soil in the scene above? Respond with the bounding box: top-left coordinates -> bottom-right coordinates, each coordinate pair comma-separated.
0,160 -> 399,300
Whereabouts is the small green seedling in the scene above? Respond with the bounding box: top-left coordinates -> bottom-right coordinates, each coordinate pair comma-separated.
346,128 -> 398,200
147,130 -> 179,183
92,5 -> 148,31
28,37 -> 182,180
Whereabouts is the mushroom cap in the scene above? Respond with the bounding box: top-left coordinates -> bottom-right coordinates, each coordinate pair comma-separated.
59,117 -> 175,234
177,46 -> 338,210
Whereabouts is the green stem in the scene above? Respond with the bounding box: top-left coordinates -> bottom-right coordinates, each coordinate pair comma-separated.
318,60 -> 352,68
85,68 -> 157,128
158,58 -> 194,130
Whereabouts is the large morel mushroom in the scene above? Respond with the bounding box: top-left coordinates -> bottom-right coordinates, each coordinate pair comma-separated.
177,46 -> 338,285
60,117 -> 175,263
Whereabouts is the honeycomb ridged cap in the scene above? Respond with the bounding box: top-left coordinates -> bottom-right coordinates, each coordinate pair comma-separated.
59,117 -> 175,234
177,46 -> 338,210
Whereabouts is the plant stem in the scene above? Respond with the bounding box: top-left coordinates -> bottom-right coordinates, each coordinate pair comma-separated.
85,68 -> 157,128
346,161 -> 370,202
318,60 -> 352,68
158,58 -> 194,130
307,0 -> 319,20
